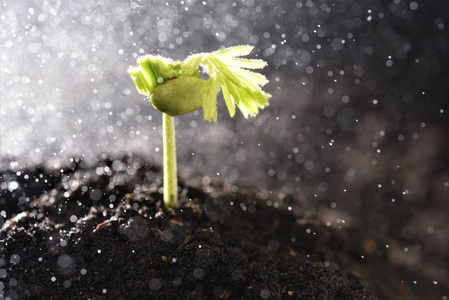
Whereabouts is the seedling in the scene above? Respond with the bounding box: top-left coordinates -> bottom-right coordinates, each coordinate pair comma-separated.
128,46 -> 271,208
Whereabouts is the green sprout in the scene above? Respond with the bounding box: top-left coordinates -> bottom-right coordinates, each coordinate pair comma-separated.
128,46 -> 271,208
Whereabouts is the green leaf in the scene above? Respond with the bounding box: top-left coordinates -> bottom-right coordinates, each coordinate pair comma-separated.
222,78 -> 269,118
183,55 -> 202,74
220,58 -> 267,69
221,80 -> 235,117
208,57 -> 242,88
202,77 -> 222,122
224,79 -> 241,105
237,88 -> 260,117
195,46 -> 271,119
214,45 -> 254,58
138,57 -> 158,90
229,67 -> 269,86
128,66 -> 154,95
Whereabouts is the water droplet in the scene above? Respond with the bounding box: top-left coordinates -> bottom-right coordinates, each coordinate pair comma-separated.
193,268 -> 204,279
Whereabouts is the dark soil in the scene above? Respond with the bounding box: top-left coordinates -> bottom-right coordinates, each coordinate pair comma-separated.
0,156 -> 446,299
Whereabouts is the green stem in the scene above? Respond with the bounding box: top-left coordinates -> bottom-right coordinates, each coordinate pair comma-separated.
163,113 -> 178,208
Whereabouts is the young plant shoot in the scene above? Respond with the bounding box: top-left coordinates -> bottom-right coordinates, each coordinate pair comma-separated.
128,46 -> 271,208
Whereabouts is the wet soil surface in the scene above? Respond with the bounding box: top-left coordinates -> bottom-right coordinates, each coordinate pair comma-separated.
0,156 -> 447,299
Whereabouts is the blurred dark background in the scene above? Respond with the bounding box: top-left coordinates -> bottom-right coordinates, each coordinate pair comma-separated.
1,0 -> 448,294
